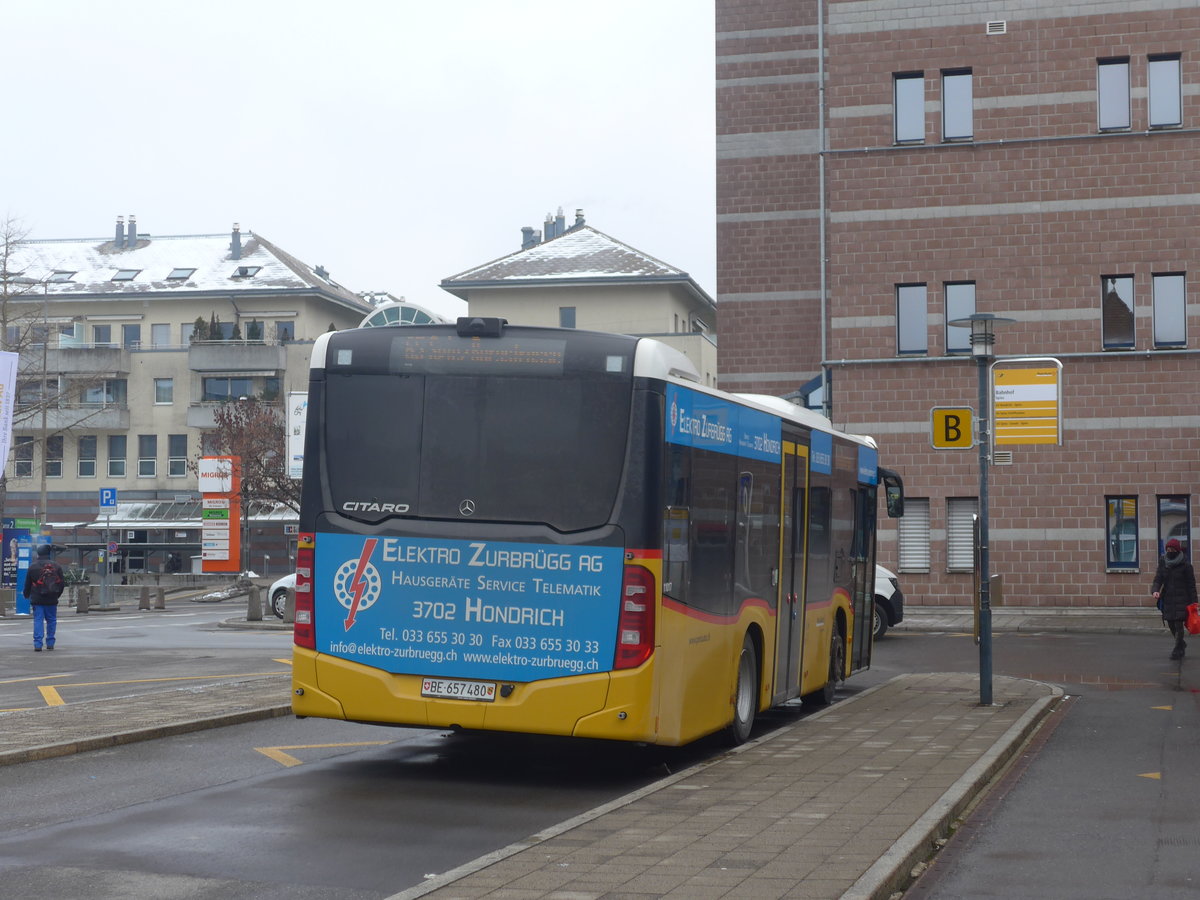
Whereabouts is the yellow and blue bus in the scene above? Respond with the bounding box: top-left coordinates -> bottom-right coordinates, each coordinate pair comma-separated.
291,317 -> 903,746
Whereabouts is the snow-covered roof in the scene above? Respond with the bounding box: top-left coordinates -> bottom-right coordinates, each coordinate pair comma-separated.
440,226 -> 716,310
6,226 -> 370,314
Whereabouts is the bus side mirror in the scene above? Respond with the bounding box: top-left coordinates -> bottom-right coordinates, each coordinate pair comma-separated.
880,469 -> 905,518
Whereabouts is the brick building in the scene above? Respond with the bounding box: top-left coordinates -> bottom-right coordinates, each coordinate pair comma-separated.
716,1 -> 1199,607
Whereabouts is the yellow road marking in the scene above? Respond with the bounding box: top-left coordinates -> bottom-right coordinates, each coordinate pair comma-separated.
1139,772 -> 1162,780
0,674 -> 73,685
272,658 -> 293,666
35,671 -> 287,708
0,707 -> 35,712
1152,705 -> 1173,711
255,741 -> 391,768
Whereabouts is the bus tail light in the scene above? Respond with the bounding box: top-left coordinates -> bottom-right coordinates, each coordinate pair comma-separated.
293,532 -> 316,650
614,564 -> 655,670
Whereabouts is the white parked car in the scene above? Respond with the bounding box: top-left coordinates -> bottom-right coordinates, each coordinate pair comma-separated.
268,572 -> 296,619
873,564 -> 905,639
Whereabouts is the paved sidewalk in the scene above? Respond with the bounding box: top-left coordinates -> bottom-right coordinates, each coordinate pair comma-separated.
894,605 -> 1164,635
390,672 -> 1061,900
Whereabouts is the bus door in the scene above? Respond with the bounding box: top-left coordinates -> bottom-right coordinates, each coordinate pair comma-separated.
849,484 -> 876,671
773,439 -> 808,703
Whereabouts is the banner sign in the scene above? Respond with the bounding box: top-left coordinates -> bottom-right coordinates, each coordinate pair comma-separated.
0,351 -> 18,474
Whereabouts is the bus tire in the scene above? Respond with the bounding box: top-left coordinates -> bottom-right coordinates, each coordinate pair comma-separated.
726,632 -> 758,745
805,627 -> 845,707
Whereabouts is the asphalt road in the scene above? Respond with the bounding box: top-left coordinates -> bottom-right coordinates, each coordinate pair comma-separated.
875,629 -> 1200,899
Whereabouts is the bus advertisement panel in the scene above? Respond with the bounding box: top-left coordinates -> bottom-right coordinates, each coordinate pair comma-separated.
314,532 -> 623,681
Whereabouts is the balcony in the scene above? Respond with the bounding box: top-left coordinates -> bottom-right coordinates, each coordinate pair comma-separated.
19,344 -> 131,376
187,400 -> 283,429
16,402 -> 130,431
188,341 -> 285,374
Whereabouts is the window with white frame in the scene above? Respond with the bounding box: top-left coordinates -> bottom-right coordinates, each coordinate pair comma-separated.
894,72 -> 925,143
942,69 -> 973,140
151,323 -> 172,347
945,282 -> 976,353
897,498 -> 930,573
45,435 -> 63,478
1101,275 -> 1135,349
137,434 -> 157,477
1152,273 -> 1186,348
154,378 -> 174,404
108,434 -> 126,478
946,497 -> 978,571
897,284 -> 928,354
14,436 -> 33,478
77,435 -> 97,478
1097,58 -> 1130,130
1148,55 -> 1182,128
168,434 -> 187,477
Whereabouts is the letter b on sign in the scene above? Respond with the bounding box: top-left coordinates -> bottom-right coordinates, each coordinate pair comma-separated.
931,407 -> 974,449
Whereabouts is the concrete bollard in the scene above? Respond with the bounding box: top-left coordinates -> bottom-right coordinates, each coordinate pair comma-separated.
284,587 -> 296,624
247,586 -> 262,622
154,588 -> 166,610
76,586 -> 90,614
138,586 -> 151,610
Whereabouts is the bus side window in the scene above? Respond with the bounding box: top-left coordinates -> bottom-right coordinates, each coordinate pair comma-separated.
663,444 -> 691,601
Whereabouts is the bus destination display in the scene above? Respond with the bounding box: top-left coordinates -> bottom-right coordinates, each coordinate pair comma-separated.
387,334 -> 567,375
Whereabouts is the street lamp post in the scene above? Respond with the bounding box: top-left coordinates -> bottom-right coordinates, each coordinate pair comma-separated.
950,313 -> 1013,707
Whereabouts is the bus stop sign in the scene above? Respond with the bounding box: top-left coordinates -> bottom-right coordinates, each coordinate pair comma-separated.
931,407 -> 974,449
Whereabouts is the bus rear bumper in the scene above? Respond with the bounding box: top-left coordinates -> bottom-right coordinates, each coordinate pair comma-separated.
290,647 -> 660,740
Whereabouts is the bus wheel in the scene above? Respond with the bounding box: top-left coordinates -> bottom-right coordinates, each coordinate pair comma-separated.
726,632 -> 758,745
806,628 -> 845,707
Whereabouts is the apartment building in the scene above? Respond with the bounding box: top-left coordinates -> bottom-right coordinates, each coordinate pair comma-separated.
1,217 -> 372,572
716,1 -> 1199,607
441,209 -> 718,385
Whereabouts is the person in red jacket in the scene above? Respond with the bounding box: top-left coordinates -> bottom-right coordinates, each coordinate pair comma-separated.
1151,538 -> 1197,661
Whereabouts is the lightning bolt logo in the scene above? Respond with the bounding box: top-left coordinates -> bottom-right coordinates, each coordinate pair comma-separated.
343,538 -> 378,631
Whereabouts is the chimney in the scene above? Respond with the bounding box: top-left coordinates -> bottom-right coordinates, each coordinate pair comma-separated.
231,222 -> 242,260
126,214 -> 137,248
555,206 -> 566,237
114,216 -> 125,247
544,212 -> 556,240
521,226 -> 540,250
574,208 -> 585,229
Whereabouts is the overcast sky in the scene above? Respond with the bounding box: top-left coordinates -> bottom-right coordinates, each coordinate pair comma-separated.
3,1 -> 715,320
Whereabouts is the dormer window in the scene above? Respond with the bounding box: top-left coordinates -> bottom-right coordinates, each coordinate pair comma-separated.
112,269 -> 141,282
232,266 -> 261,278
167,268 -> 196,280
48,271 -> 76,283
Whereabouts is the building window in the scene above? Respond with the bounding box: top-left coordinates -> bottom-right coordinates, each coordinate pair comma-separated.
1148,55 -> 1182,128
276,321 -> 295,342
1152,273 -> 1186,348
78,435 -> 97,478
167,268 -> 196,280
262,377 -> 281,401
168,434 -> 187,477
45,435 -> 63,478
122,323 -> 141,349
108,434 -> 126,478
151,323 -> 172,347
1097,58 -> 1130,130
112,269 -> 141,282
942,69 -> 973,140
232,266 -> 261,278
559,307 -> 576,329
14,436 -> 33,478
154,378 -> 174,404
897,284 -> 928,355
946,497 -> 978,572
1157,495 -> 1190,556
897,497 -> 930,573
203,377 -> 252,402
138,434 -> 157,477
1106,496 -> 1138,569
894,72 -> 924,143
945,282 -> 976,353
93,324 -> 116,348
1101,276 -> 1135,349
49,271 -> 76,283
83,379 -> 127,406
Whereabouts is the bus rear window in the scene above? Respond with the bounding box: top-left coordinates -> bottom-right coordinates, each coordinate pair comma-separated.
323,371 -> 631,532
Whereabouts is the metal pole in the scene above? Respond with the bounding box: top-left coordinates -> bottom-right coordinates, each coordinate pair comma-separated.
977,353 -> 993,706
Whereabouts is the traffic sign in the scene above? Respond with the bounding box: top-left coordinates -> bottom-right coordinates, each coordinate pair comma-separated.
931,407 -> 974,449
993,362 -> 1062,445
99,487 -> 118,512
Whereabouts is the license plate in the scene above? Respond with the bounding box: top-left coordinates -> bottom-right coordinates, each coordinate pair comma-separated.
421,678 -> 497,702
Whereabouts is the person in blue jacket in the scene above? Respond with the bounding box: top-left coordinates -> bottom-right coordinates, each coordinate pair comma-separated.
23,544 -> 65,652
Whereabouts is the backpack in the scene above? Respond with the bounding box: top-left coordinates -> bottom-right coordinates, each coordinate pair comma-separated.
33,561 -> 65,599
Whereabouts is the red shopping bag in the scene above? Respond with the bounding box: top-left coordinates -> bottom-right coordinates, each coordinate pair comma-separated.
1187,603 -> 1200,636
